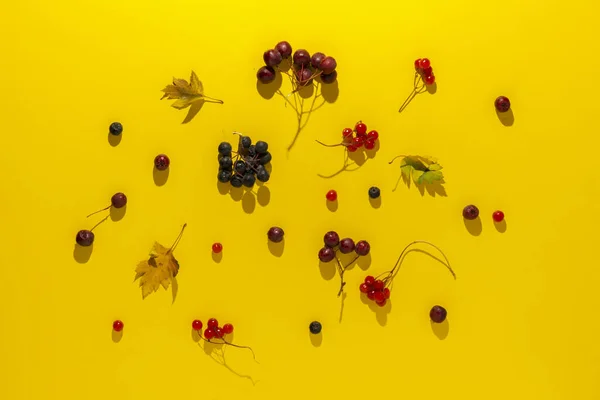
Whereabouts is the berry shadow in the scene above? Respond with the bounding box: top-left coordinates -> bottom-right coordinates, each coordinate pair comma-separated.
463,217 -> 482,236
242,190 -> 256,214
496,109 -> 514,127
230,187 -> 244,202
309,331 -> 323,347
212,251 -> 223,263
364,139 -> 381,160
256,71 -> 283,100
360,293 -> 391,326
495,219 -> 507,233
110,204 -> 126,222
217,181 -> 230,195
394,173 -> 447,198
326,199 -> 338,212
107,132 -> 121,147
297,83 -> 314,99
268,239 -> 284,257
191,328 -> 201,343
153,167 -> 169,186
357,253 -> 372,271
426,82 -> 437,94
73,243 -> 93,264
431,319 -> 449,340
369,196 -> 382,209
111,329 -> 123,343
256,185 -> 270,207
319,260 -> 336,280
320,80 -> 339,103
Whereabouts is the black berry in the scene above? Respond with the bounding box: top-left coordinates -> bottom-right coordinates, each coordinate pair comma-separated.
218,142 -> 233,156
255,141 -> 268,154
241,136 -> 252,148
309,321 -> 322,334
368,186 -> 381,199
109,122 -> 123,136
218,170 -> 232,183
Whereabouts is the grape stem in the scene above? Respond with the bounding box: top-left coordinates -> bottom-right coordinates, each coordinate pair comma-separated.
198,334 -> 258,363
86,205 -> 111,218
168,223 -> 187,253
335,254 -> 360,297
90,215 -> 109,232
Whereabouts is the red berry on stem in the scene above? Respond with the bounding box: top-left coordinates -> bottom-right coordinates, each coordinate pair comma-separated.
318,247 -> 335,262
207,318 -> 219,329
204,328 -> 215,339
493,211 -> 505,222
352,137 -> 364,148
367,130 -> 379,141
424,75 -> 435,85
223,323 -> 234,334
419,58 -> 431,69
374,291 -> 385,303
347,145 -> 358,152
359,283 -> 369,293
364,276 -> 375,286
376,299 -> 387,307
192,320 -> 203,331
214,327 -> 224,338
342,128 -> 353,137
212,242 -> 223,253
383,288 -> 390,299
355,122 -> 367,135
112,320 -> 124,332
373,280 -> 384,291
414,59 -> 422,70
367,290 -> 376,300
326,190 -> 337,201
364,139 -> 375,150
422,66 -> 433,76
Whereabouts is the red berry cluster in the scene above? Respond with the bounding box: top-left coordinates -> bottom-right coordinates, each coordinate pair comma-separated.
414,58 -> 435,86
317,121 -> 379,153
359,275 -> 391,307
192,318 -> 234,340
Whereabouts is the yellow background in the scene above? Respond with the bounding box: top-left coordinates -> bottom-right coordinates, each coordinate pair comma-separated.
1,1 -> 599,399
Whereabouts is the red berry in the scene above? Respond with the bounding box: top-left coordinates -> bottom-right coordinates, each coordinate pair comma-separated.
495,96 -> 511,112
326,190 -> 337,201
154,154 -> 170,171
367,290 -> 376,300
112,320 -> 124,332
192,320 -> 203,331
359,283 -> 369,293
376,299 -> 387,307
414,59 -> 422,70
347,145 -> 358,152
342,128 -> 353,137
352,136 -> 364,148
367,130 -> 379,141
214,327 -> 224,338
419,58 -> 431,69
223,323 -> 234,334
373,280 -> 384,291
212,242 -> 223,253
355,122 -> 367,135
383,288 -> 390,299
430,305 -> 447,323
207,318 -> 219,329
204,328 -> 215,339
374,291 -> 385,303
493,211 -> 505,222
364,276 -> 375,286
364,139 -> 375,150
422,66 -> 433,76
424,75 -> 435,85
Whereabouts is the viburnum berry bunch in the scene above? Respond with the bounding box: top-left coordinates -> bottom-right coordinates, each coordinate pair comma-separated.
192,318 -> 257,361
361,241 -> 455,307
399,57 -> 436,113
316,121 -> 380,153
318,231 -> 371,296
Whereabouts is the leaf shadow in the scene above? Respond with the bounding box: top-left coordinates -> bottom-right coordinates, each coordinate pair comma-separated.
181,101 -> 204,124
171,277 -> 178,304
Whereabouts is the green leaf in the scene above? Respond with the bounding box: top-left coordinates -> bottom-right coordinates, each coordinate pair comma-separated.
428,163 -> 443,171
401,164 -> 413,180
420,170 -> 444,185
412,169 -> 424,184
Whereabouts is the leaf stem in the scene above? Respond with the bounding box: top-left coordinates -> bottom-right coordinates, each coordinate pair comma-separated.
169,223 -> 187,253
203,95 -> 224,104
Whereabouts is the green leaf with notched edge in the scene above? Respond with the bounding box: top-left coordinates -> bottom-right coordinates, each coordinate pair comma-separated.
392,155 -> 445,188
420,170 -> 444,185
401,164 -> 412,180
428,163 -> 443,171
412,169 -> 424,184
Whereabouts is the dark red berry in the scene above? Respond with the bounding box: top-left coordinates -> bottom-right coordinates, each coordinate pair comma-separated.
493,211 -> 505,222
355,240 -> 370,256
110,192 -> 127,208
383,288 -> 390,299
222,323 -> 234,334
263,49 -> 282,67
373,280 -> 384,291
324,231 -> 340,247
207,318 -> 219,329
204,328 -> 215,339
321,71 -> 337,84
275,41 -> 292,58
424,75 -> 435,85
318,247 -> 335,263
422,66 -> 433,76
463,205 -> 479,220
112,320 -> 124,332
367,290 -> 376,300
257,66 -> 276,84
293,49 -> 311,66
364,139 -> 375,150
364,276 -> 375,286
267,227 -> 285,243
355,122 -> 367,135
295,68 -> 313,86
212,243 -> 223,253
154,154 -> 170,171
192,320 -> 203,331
359,283 -> 369,293
339,238 -> 355,254
430,305 -> 447,323
419,58 -> 431,69
320,56 -> 337,74
374,291 -> 385,303
326,190 -> 337,202
311,52 -> 326,69
495,96 -> 511,112
76,230 -> 94,247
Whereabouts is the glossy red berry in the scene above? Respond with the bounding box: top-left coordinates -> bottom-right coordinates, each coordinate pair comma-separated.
367,130 -> 379,141
430,305 -> 447,323
359,283 -> 369,293
223,323 -> 234,334
342,128 -> 353,137
112,320 -> 124,332
495,96 -> 511,112
422,66 -> 433,76
347,145 -> 358,152
424,75 -> 435,85
367,290 -> 376,300
192,320 -> 203,331
204,328 -> 215,339
214,327 -> 224,338
207,318 -> 219,329
212,242 -> 223,253
326,190 -> 337,201
364,276 -> 375,286
374,291 -> 385,303
355,122 -> 367,135
414,59 -> 422,70
376,299 -> 387,307
383,288 -> 390,299
373,280 -> 384,291
352,136 -> 364,148
154,154 -> 170,171
419,58 -> 431,69
493,211 -> 505,222
364,139 -> 375,150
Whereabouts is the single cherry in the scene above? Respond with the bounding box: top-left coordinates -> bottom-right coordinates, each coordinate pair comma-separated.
212,242 -> 223,253
424,75 -> 435,85
192,320 -> 203,331
267,227 -> 285,243
367,130 -> 379,141
154,154 -> 170,171
76,230 -> 94,247
463,205 -> 479,220
430,305 -> 447,323
364,276 -> 375,286
326,190 -> 337,201
112,320 -> 124,332
364,139 -> 375,150
355,240 -> 370,256
493,211 -> 505,222
495,96 -> 511,112
419,58 -> 431,69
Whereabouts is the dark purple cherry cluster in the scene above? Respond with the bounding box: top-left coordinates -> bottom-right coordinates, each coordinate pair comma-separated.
257,41 -> 338,87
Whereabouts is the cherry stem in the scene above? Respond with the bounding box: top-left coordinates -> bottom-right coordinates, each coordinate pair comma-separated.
90,215 -> 109,232
168,223 -> 187,253
383,241 -> 455,284
86,205 -> 111,218
199,335 -> 258,363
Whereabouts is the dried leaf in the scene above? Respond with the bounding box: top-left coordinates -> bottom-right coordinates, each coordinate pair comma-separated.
134,224 -> 186,299
160,71 -> 222,120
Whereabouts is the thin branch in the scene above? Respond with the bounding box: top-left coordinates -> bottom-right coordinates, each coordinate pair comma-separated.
90,215 -> 109,232
169,223 -> 187,252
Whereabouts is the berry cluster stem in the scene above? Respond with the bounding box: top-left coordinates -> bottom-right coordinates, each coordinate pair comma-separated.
335,255 -> 360,297
198,335 -> 258,363
398,72 -> 427,113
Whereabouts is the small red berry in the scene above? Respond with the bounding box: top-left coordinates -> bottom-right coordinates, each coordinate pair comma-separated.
373,280 -> 384,291
376,299 -> 387,307
374,291 -> 385,303
495,96 -> 511,112
342,128 -> 353,137
422,66 -> 433,76
359,283 -> 369,293
493,211 -> 505,222
424,75 -> 435,85
207,318 -> 219,329
383,288 -> 390,299
352,136 -> 364,148
326,190 -> 337,201
222,323 -> 234,334
419,58 -> 431,69
204,328 -> 215,339
214,327 -> 224,338
154,154 -> 170,171
192,320 -> 203,331
112,320 -> 124,332
367,130 -> 379,141
414,59 -> 422,70
347,145 -> 358,152
364,276 -> 375,286
430,305 -> 447,323
212,242 -> 223,253
367,290 -> 376,300
355,122 -> 367,135
364,139 -> 375,150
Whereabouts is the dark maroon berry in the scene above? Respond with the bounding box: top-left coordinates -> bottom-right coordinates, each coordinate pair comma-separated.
339,238 -> 355,254
275,41 -> 292,58
495,96 -> 511,112
320,56 -> 337,74
462,205 -> 479,220
267,226 -> 284,243
323,231 -> 340,248
154,154 -> 170,171
311,52 -> 326,69
355,240 -> 370,256
263,49 -> 282,67
293,49 -> 311,67
321,71 -> 337,84
295,68 -> 313,86
318,247 -> 335,262
257,66 -> 276,84
111,193 -> 127,208
76,230 -> 94,247
430,305 -> 447,323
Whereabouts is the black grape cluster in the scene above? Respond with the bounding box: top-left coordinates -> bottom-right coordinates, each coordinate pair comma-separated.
217,133 -> 271,188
